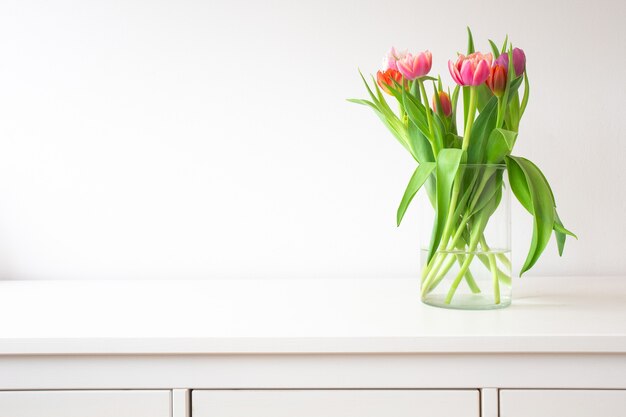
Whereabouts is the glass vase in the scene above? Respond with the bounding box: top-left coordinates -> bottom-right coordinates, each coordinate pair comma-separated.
418,164 -> 512,310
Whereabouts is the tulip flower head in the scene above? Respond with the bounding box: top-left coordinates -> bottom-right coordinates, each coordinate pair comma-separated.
432,91 -> 452,117
376,68 -> 403,95
382,47 -> 408,71
396,51 -> 432,81
495,47 -> 526,77
487,63 -> 507,97
448,52 -> 493,86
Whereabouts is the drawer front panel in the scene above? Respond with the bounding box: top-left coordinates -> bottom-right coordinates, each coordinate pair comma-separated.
500,389 -> 626,417
0,390 -> 171,417
192,389 -> 479,417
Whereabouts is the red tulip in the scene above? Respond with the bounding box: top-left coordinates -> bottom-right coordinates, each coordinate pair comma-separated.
487,64 -> 507,97
432,91 -> 452,117
376,68 -> 403,95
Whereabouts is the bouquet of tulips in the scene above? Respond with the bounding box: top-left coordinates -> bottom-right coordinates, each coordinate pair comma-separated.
350,29 -> 575,307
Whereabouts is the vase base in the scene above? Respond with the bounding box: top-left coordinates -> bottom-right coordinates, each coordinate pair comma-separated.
421,293 -> 512,310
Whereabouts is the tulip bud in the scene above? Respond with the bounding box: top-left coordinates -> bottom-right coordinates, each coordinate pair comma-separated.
487,64 -> 507,97
376,68 -> 403,95
494,47 -> 526,77
432,91 -> 452,117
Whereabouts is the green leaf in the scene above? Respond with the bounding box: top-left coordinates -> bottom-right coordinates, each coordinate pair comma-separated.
346,98 -> 375,106
427,148 -> 464,263
466,27 -> 475,54
463,86 -> 471,126
554,211 -> 577,256
467,96 -> 498,164
397,162 -> 436,226
520,72 -> 530,118
554,218 -> 577,238
486,128 -> 517,164
358,70 -> 381,106
407,117 -> 435,163
476,84 -> 494,113
403,90 -> 430,139
506,156 -> 557,275
470,169 -> 503,216
488,39 -> 500,58
451,85 -> 460,116
445,132 -> 462,148
372,76 -> 397,117
348,93 -> 412,158
506,77 -> 523,105
500,35 -> 509,54
470,167 -> 504,215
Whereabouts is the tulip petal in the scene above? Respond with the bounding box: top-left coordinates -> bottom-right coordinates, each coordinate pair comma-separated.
415,54 -> 428,78
473,59 -> 490,85
448,60 -> 463,85
513,47 -> 526,76
397,60 -> 414,80
460,60 -> 475,85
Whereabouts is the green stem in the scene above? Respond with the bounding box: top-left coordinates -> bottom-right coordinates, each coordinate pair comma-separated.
467,167 -> 496,213
497,253 -> 512,271
422,87 -> 477,290
460,257 -> 481,294
421,214 -> 469,294
487,249 -> 501,304
476,252 -> 512,287
496,96 -> 503,129
418,79 -> 439,155
444,216 -> 486,304
425,253 -> 481,296
461,87 -> 477,151
479,237 -> 512,272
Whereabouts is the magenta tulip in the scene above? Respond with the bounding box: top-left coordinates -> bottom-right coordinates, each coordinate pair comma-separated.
396,51 -> 432,80
495,47 -> 526,77
448,52 -> 493,86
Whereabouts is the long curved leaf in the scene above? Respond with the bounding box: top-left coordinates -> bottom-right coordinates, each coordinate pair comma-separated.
397,162 -> 436,226
506,156 -> 556,275
506,156 -> 576,257
427,148 -> 464,263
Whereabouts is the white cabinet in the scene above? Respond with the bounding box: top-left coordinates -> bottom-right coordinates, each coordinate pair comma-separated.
0,278 -> 625,416
192,389 -> 479,417
0,390 -> 171,417
500,390 -> 626,417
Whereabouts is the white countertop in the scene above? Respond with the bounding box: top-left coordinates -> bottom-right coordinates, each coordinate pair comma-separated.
0,277 -> 625,355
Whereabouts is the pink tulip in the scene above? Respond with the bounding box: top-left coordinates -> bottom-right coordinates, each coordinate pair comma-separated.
381,47 -> 407,71
396,51 -> 432,81
448,52 -> 493,86
495,47 -> 526,77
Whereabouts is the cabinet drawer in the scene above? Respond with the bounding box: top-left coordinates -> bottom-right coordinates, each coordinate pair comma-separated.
500,390 -> 626,417
0,390 -> 171,417
192,389 -> 479,417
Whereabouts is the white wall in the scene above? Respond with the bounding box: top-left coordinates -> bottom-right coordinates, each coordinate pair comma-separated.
0,0 -> 623,280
